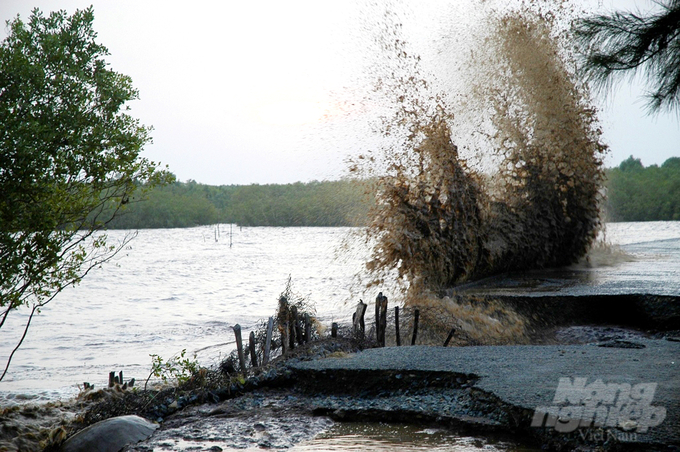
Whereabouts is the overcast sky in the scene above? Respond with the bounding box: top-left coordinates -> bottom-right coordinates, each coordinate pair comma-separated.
1,0 -> 678,185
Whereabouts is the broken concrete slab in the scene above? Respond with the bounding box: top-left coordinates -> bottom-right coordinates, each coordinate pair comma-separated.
291,340 -> 679,450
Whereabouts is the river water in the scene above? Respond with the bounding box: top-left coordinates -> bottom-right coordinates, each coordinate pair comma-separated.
0,226 -> 369,403
1,222 -> 679,450
3,222 -> 680,401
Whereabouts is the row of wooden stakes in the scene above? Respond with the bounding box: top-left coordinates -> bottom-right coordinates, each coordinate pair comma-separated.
350,292 -> 456,346
230,292 -> 457,374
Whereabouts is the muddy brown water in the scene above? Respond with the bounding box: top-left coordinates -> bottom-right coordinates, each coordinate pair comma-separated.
280,423 -> 538,451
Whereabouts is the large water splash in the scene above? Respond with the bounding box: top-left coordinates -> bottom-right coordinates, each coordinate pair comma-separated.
350,3 -> 608,302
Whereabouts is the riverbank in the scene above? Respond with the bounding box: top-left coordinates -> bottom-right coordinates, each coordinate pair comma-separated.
122,330 -> 678,452
4,239 -> 680,451
2,323 -> 678,452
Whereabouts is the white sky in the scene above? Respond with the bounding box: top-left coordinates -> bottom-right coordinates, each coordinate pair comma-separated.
1,0 -> 678,185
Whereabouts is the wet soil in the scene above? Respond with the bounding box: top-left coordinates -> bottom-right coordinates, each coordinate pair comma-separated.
2,326 -> 678,452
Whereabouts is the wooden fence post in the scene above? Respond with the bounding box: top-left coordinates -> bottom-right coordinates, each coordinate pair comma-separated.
249,331 -> 258,367
375,294 -> 380,342
292,306 -> 303,345
263,317 -> 274,365
233,324 -> 246,372
304,313 -> 311,343
377,293 -> 388,347
395,306 -> 401,346
282,321 -> 289,354
331,322 -> 338,338
353,300 -> 367,339
444,327 -> 456,347
411,309 -> 420,345
288,316 -> 296,350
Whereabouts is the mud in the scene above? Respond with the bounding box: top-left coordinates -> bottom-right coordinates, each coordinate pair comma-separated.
2,326 -> 677,452
125,391 -> 333,451
352,3 -> 607,300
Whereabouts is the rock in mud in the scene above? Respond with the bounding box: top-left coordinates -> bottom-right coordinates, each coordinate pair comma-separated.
60,415 -> 158,452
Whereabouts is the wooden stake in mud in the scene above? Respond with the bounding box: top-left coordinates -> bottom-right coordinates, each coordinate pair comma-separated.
233,324 -> 246,372
375,295 -> 380,342
395,306 -> 401,346
304,313 -> 311,343
353,300 -> 367,339
444,327 -> 456,347
375,292 -> 388,347
331,322 -> 338,338
263,317 -> 274,365
291,306 -> 303,345
249,331 -> 258,367
411,309 -> 420,346
282,321 -> 290,354
108,371 -> 115,387
288,319 -> 296,350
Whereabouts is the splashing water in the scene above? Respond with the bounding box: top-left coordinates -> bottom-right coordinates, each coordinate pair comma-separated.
350,2 -> 607,305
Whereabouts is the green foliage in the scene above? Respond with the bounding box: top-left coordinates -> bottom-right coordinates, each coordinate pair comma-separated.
617,156 -> 644,173
224,180 -> 370,227
108,182 -> 220,228
574,1 -> 680,113
107,179 -> 371,228
146,349 -> 199,389
0,7 -> 171,379
605,156 -> 680,221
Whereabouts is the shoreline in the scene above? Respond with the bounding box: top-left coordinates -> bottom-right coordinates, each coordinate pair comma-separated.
2,323 -> 678,452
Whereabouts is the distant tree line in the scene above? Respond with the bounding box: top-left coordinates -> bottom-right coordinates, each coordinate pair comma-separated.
605,156 -> 680,221
104,156 -> 680,229
107,179 -> 371,228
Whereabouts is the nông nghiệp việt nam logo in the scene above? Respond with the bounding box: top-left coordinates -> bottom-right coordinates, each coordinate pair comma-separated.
532,377 -> 666,433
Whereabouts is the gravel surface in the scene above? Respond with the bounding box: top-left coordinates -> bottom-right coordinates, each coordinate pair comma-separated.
292,339 -> 680,448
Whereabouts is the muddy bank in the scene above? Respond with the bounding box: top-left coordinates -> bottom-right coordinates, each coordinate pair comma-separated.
125,332 -> 680,451
126,391 -> 334,451
120,332 -> 679,451
3,329 -> 678,452
0,401 -> 79,452
124,387 -> 531,451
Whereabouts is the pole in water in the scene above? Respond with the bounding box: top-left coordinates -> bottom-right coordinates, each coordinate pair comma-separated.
395,306 -> 401,346
230,224 -> 233,248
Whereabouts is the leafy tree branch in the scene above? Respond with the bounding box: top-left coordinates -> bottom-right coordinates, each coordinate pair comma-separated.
0,7 -> 172,380
575,1 -> 680,113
